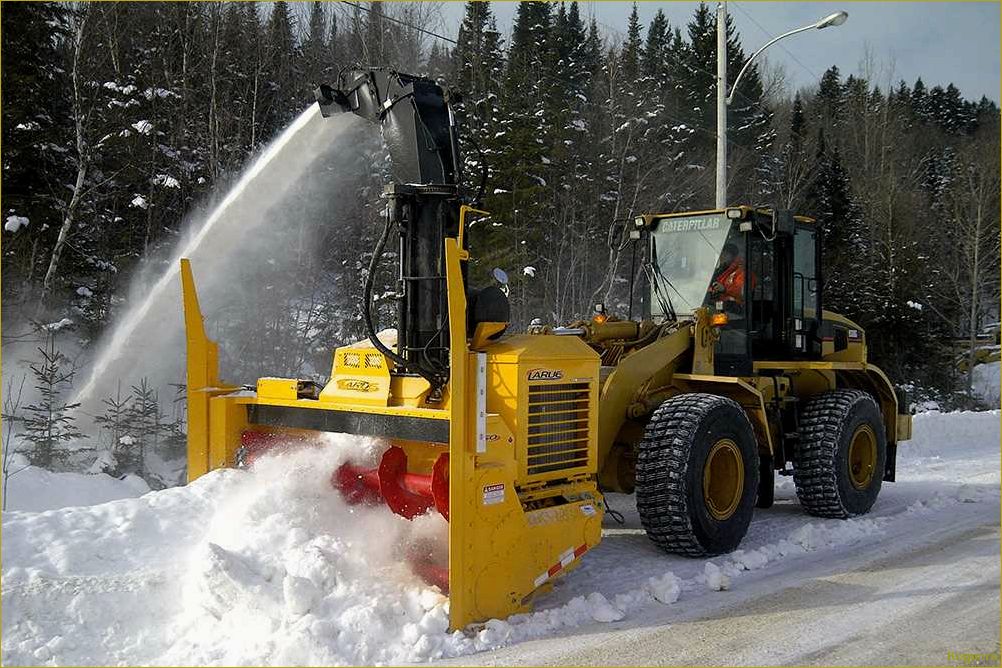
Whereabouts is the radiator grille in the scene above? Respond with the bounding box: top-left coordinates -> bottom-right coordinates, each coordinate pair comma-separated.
342,352 -> 361,368
526,382 -> 591,476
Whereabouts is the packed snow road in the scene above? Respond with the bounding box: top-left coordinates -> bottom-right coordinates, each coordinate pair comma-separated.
1,410 -> 998,666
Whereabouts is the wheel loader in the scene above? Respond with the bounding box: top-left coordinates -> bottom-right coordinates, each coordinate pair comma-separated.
181,68 -> 912,630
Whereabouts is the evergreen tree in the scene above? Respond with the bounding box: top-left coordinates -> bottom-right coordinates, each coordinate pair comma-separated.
21,333 -> 82,468
303,1 -> 328,86
816,65 -> 843,124
1,3 -> 71,306
641,9 -> 671,82
125,378 -> 164,479
95,381 -> 132,453
621,3 -> 642,81
261,1 -> 299,136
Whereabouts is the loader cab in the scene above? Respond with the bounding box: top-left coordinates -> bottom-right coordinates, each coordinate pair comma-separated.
644,208 -> 822,375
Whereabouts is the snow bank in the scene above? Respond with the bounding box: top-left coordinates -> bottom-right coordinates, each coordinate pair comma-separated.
2,411 -> 999,665
2,436 -> 463,665
1,462 -> 149,512
972,361 -> 1000,406
907,408 -> 1000,458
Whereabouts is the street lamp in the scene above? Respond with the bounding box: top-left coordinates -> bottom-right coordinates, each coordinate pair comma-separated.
715,5 -> 848,207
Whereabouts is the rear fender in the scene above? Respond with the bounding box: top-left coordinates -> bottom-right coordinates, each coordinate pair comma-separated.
836,365 -> 909,445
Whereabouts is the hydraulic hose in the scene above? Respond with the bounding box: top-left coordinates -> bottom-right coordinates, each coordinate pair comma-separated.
362,211 -> 443,391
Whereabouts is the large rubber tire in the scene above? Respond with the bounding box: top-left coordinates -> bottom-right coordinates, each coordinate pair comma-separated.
636,393 -> 760,556
794,389 -> 886,518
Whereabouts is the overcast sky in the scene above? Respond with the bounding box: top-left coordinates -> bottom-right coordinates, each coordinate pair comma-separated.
437,2 -> 1000,101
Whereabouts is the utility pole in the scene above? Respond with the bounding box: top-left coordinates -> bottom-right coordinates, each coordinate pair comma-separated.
715,1 -> 727,208
715,7 -> 848,209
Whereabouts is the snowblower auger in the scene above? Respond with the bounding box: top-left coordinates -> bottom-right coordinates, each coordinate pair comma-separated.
182,69 -> 604,631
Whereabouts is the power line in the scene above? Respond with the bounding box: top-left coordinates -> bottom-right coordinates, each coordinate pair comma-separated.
339,1 -> 457,45
733,1 -> 817,83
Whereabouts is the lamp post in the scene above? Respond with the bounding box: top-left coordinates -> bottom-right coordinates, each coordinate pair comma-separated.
715,6 -> 849,208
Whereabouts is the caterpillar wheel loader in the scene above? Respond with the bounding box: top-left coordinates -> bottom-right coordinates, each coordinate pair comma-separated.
181,68 -> 912,630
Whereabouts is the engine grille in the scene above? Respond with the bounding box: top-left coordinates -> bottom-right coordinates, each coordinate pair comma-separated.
526,382 -> 591,476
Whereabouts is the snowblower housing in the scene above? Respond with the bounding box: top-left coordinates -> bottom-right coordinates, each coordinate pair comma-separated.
183,68 -> 604,630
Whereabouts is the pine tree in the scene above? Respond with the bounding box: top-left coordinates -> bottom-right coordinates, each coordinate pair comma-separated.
621,3 -> 642,81
21,332 -> 83,468
303,1 -> 328,86
1,2 -> 71,307
125,378 -> 164,479
261,1 -> 300,137
817,66 -> 843,124
910,77 -> 930,122
95,381 -> 132,453
641,9 -> 670,82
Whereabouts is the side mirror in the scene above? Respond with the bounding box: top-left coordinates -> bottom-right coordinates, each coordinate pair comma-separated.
492,267 -> 509,296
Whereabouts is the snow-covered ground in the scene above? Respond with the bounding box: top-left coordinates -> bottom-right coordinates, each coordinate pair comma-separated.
1,457 -> 150,512
973,360 -> 1001,407
2,410 -> 998,666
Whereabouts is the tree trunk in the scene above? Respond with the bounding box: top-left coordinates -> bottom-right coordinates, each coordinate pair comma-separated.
39,11 -> 90,308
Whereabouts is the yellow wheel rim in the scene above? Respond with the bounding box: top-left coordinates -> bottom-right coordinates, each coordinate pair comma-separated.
703,438 -> 744,521
848,424 -> 877,490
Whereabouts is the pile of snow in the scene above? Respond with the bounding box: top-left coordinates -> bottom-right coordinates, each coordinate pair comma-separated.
3,437 -> 457,665
907,408 -> 1000,458
972,361 -> 1000,406
0,435 -> 691,665
1,458 -> 149,512
3,411 -> 999,665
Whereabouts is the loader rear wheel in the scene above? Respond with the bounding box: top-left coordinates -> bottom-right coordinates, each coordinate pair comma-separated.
793,390 -> 886,518
636,393 -> 759,557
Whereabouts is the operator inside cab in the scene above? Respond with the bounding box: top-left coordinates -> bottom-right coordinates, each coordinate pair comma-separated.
708,242 -> 745,304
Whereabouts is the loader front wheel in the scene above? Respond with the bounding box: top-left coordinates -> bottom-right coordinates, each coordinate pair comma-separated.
636,393 -> 759,557
793,390 -> 886,518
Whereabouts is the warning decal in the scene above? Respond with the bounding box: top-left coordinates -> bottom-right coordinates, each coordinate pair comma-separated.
482,483 -> 505,506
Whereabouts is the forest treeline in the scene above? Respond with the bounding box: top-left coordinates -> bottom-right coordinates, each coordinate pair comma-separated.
1,1 -> 999,484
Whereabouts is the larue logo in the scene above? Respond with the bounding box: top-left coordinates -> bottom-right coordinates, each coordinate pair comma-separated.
337,379 -> 377,392
527,368 -> 564,381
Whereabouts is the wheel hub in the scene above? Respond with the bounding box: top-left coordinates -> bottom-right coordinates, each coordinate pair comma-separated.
703,438 -> 744,521
848,424 -> 877,489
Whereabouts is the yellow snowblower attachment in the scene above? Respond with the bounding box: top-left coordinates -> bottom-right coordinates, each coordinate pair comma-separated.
182,68 -> 605,629
182,236 -> 604,630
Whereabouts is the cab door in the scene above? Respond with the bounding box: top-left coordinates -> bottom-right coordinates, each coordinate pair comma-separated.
791,223 -> 822,358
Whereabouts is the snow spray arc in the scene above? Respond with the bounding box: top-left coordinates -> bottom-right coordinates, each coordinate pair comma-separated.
72,106 -> 377,417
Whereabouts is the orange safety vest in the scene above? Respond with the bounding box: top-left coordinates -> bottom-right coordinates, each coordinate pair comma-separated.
714,258 -> 747,303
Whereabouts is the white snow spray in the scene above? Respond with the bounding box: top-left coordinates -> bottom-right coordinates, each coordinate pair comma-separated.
72,105 -> 379,416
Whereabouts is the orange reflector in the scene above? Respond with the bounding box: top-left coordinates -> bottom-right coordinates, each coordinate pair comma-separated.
593,313 -> 608,324
710,312 -> 729,327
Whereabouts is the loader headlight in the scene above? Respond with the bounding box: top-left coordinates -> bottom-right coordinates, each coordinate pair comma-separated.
725,208 -> 744,220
